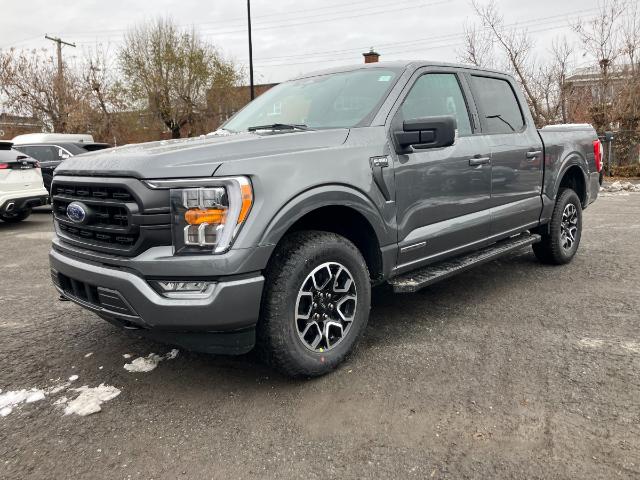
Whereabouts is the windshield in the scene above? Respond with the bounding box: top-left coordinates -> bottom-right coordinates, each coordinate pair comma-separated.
223,68 -> 401,132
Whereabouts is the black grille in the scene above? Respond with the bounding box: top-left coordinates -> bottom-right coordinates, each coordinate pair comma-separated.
52,176 -> 172,257
57,272 -> 100,304
53,184 -> 133,202
54,271 -> 136,317
52,181 -> 140,253
54,199 -> 129,227
57,223 -> 137,246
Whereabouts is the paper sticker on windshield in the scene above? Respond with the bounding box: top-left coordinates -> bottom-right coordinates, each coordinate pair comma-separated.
378,75 -> 392,82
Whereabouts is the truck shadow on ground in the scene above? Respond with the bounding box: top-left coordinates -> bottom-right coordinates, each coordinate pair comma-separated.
109,250 -> 548,384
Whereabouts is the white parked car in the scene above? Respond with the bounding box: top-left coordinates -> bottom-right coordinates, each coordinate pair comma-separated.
0,141 -> 49,223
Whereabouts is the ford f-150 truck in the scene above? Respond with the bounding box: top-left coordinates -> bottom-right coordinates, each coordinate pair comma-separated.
50,61 -> 601,377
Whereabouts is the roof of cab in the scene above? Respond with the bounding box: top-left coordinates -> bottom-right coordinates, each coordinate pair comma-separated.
292,60 -> 512,81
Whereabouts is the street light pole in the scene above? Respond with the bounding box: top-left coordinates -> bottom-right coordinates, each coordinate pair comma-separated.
247,0 -> 255,100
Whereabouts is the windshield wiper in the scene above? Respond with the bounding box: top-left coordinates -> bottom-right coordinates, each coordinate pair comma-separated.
247,123 -> 312,132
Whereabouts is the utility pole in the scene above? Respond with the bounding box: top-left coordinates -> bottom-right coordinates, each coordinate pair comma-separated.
247,0 -> 255,100
45,35 -> 75,131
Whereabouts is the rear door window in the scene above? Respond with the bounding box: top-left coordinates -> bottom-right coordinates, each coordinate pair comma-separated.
470,76 -> 524,134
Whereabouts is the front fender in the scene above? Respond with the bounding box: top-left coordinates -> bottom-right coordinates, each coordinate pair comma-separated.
259,185 -> 395,248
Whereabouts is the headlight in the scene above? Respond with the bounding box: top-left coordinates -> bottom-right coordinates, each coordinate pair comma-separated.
144,176 -> 253,254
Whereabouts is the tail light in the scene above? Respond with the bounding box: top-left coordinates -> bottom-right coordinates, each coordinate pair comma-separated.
593,140 -> 603,172
0,163 -> 8,169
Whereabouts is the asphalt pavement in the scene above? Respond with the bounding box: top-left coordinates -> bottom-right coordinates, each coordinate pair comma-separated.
1,193 -> 639,479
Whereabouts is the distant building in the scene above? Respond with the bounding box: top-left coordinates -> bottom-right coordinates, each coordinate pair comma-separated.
206,83 -> 278,130
0,113 -> 43,140
565,64 -> 635,127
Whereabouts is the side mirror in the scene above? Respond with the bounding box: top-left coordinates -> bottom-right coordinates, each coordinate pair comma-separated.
394,115 -> 457,151
58,149 -> 70,160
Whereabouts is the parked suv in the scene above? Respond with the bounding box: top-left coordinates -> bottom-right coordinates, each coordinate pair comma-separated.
13,134 -> 110,193
50,62 -> 601,377
0,141 -> 48,223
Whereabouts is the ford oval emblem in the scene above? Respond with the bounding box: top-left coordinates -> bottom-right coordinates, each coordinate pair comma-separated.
66,202 -> 87,224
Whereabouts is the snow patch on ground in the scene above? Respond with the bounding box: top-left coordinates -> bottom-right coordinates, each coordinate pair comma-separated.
165,349 -> 179,360
63,384 -> 121,416
578,338 -> 604,348
600,181 -> 640,194
0,388 -> 46,416
578,337 -> 640,354
1,375 -> 121,418
124,354 -> 163,372
123,354 -> 132,359
124,349 -> 179,373
1,374 -> 82,417
14,231 -> 55,241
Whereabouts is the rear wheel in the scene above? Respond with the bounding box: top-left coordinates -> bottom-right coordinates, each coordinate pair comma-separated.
257,231 -> 371,377
533,188 -> 582,265
0,207 -> 32,223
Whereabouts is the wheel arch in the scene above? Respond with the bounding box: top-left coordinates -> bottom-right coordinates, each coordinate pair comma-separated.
259,186 -> 393,283
552,155 -> 589,207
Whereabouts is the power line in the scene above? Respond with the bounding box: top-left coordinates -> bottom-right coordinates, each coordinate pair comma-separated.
254,7 -> 602,63
41,0 -> 436,39
198,0 -> 450,37
58,0 -> 447,47
254,9 -> 604,67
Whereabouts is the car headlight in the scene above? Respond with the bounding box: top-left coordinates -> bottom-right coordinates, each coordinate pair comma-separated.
144,176 -> 253,254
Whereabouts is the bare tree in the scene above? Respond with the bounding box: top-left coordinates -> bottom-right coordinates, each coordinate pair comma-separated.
79,46 -> 131,143
470,0 -> 548,125
618,3 -> 640,130
0,48 -> 80,132
572,0 -> 626,130
550,38 -> 573,124
119,17 -> 238,139
459,21 -> 494,68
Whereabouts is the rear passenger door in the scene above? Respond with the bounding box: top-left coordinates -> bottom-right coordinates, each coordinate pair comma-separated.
390,70 -> 492,272
467,74 -> 544,237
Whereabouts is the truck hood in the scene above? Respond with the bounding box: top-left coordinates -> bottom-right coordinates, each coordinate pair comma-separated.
54,129 -> 350,179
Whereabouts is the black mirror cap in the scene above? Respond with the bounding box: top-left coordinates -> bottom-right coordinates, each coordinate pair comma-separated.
395,115 -> 457,151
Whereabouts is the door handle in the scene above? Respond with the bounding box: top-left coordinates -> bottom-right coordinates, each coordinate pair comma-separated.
526,150 -> 542,159
469,156 -> 491,166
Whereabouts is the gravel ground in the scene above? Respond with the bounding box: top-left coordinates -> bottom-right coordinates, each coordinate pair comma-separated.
1,194 -> 639,480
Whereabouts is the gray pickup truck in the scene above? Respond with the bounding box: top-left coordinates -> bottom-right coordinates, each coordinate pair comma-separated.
50,61 -> 602,377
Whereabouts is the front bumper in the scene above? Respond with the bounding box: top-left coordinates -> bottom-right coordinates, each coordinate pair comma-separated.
49,247 -> 265,354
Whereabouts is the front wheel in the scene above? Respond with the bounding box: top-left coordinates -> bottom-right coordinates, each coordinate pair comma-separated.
533,188 -> 582,265
257,231 -> 371,377
0,207 -> 32,223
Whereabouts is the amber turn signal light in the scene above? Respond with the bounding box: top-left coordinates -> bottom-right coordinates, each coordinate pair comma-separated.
184,208 -> 226,225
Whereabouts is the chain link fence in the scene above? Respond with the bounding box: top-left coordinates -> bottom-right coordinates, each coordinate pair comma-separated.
599,130 -> 640,177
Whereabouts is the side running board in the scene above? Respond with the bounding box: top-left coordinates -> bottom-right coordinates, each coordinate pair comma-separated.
389,233 -> 541,293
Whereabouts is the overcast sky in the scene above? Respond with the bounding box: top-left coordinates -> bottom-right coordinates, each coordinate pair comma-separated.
1,0 -> 604,84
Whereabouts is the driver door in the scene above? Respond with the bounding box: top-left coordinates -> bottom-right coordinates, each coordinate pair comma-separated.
390,70 -> 492,273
